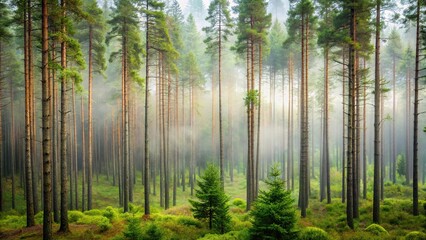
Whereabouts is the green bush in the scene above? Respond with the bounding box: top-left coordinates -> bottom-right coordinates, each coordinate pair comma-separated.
77,215 -> 112,232
68,210 -> 85,223
405,231 -> 426,240
103,206 -> 118,222
84,209 -> 104,216
364,224 -> 388,236
232,198 -> 246,208
143,223 -> 164,240
177,216 -> 202,228
123,216 -> 143,240
0,215 -> 26,230
198,230 -> 250,240
35,211 -> 43,224
299,227 -> 329,240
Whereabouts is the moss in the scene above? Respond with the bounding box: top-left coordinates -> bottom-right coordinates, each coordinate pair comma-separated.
299,227 -> 330,240
365,224 -> 389,236
405,231 -> 426,240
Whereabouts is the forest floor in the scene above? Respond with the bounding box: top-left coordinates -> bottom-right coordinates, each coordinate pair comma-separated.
0,171 -> 425,239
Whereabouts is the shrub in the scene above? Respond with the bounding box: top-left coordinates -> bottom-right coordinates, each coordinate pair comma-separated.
84,209 -> 104,216
0,215 -> 26,230
143,223 -> 164,240
364,224 -> 388,236
103,206 -> 118,222
35,211 -> 43,225
77,215 -> 112,232
177,216 -> 202,228
232,198 -> 246,208
198,230 -> 250,240
299,227 -> 330,240
68,210 -> 85,223
405,231 -> 426,240
123,216 -> 143,240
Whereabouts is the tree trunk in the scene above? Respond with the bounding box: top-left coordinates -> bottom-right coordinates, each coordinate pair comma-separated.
72,82 -> 78,210
87,25 -> 93,210
287,54 -> 294,190
42,0 -> 52,237
81,96 -> 86,211
218,10 -> 224,187
346,2 -> 356,229
24,3 -> 35,225
0,42 -> 3,212
412,0 -> 420,216
144,0 -> 151,215
59,0 -> 69,231
373,0 -> 381,224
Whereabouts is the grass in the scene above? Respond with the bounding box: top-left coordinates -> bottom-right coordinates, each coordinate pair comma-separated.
0,170 -> 425,239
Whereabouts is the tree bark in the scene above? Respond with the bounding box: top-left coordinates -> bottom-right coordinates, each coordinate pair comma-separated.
42,0 -> 52,237
87,25 -> 93,210
373,0 -> 381,224
59,0 -> 69,231
24,2 -> 35,225
144,0 -> 151,215
412,0 -> 420,216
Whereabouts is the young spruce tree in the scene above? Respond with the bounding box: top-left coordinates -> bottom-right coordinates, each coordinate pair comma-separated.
189,164 -> 231,234
250,165 -> 297,240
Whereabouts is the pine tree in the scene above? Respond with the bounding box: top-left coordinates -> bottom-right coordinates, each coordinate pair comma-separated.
286,0 -> 316,218
76,0 -> 107,211
189,164 -> 231,233
250,165 -> 297,240
203,0 -> 233,188
107,0 -> 143,213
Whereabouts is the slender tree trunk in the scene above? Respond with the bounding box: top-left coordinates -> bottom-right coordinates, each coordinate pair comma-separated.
10,78 -> 15,210
144,0 -> 151,215
0,42 -> 3,212
392,54 -> 396,183
218,10 -> 224,187
59,0 -> 69,231
24,3 -> 35,225
122,30 -> 129,213
42,0 -> 52,237
347,2 -> 356,229
81,96 -> 86,211
255,42 -> 262,199
87,25 -> 93,210
287,55 -> 293,190
363,58 -> 367,199
373,0 -> 381,224
299,12 -> 307,218
324,47 -> 331,204
51,41 -> 59,223
342,50 -> 346,203
72,82 -> 78,210
412,0 -> 420,216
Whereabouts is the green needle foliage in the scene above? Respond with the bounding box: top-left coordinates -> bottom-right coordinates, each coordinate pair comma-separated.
250,165 -> 297,240
189,164 -> 231,234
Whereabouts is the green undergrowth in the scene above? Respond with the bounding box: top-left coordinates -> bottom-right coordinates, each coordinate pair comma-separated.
0,173 -> 425,239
